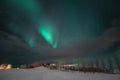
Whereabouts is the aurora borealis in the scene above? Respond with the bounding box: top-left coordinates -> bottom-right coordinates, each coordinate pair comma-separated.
1,0 -> 103,48
0,0 -> 120,66
38,19 -> 58,48
1,0 -> 120,48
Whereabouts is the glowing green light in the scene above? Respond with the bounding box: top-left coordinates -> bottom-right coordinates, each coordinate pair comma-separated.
28,38 -> 35,47
5,0 -> 41,12
40,28 -> 52,44
38,19 -> 58,48
53,41 -> 58,48
72,58 -> 81,63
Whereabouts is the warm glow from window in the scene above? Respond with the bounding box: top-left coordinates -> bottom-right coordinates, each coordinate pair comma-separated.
0,64 -> 12,69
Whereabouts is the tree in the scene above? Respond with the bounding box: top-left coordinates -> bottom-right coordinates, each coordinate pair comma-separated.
90,61 -> 94,73
82,61 -> 86,73
95,59 -> 100,72
108,57 -> 113,73
101,59 -> 106,73
114,54 -> 120,71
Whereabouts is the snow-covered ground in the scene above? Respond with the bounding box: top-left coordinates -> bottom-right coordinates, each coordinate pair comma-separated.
0,67 -> 120,80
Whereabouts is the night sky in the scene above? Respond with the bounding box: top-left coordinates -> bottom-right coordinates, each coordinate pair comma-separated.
0,0 -> 120,66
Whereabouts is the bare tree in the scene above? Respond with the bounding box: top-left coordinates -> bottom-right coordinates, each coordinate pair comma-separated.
101,59 -> 106,73
108,57 -> 113,73
82,61 -> 86,73
95,59 -> 100,72
114,54 -> 120,71
91,61 -> 95,73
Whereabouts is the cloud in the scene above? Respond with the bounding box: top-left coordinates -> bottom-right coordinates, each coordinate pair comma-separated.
0,26 -> 120,64
53,27 -> 120,57
0,31 -> 57,64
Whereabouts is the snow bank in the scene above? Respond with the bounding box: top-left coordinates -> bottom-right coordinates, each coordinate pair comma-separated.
0,67 -> 120,80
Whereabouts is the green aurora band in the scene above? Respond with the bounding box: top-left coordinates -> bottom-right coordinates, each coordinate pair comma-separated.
4,0 -> 111,48
4,0 -> 58,48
